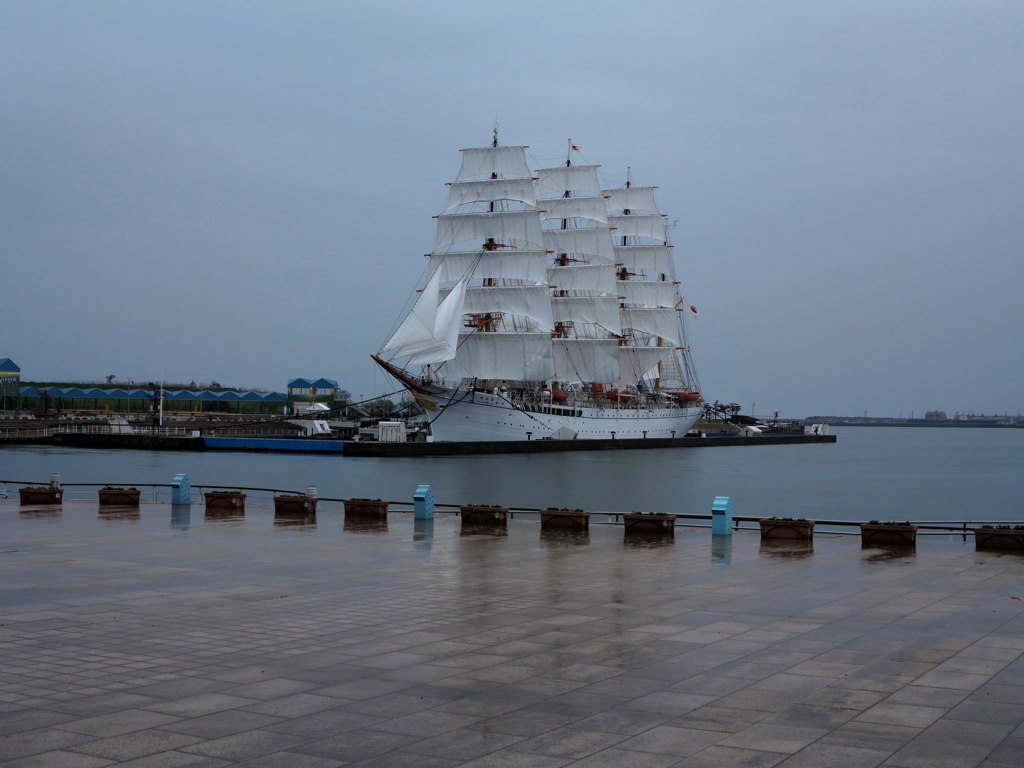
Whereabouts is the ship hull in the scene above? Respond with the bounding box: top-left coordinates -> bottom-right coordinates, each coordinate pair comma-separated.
415,386 -> 701,442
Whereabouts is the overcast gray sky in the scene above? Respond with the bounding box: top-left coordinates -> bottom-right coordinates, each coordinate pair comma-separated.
2,1 -> 1021,416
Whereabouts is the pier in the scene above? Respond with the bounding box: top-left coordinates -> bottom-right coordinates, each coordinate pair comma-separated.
2,492 -> 1022,767
1,426 -> 836,454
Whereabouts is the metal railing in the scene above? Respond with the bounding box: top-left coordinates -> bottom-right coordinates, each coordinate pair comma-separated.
2,480 -> 1021,539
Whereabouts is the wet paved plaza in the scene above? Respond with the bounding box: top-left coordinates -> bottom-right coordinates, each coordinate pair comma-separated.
1,500 -> 1023,767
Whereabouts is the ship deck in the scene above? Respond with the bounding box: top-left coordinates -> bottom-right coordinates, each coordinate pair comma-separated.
1,500 -> 1022,767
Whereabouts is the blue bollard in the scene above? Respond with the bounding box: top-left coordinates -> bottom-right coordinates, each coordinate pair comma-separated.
414,484 -> 434,519
171,473 -> 191,505
712,496 -> 733,536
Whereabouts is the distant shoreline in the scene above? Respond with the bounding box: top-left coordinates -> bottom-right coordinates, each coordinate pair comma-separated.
808,421 -> 1022,429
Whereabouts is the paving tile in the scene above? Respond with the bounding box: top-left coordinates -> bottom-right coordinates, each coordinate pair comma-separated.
466,710 -> 581,737
66,729 -> 205,760
0,727 -> 95,760
797,687 -> 887,710
622,691 -> 716,715
142,694 -> 258,717
612,724 -> 722,756
719,723 -> 830,753
673,745 -> 789,767
288,728 -> 421,762
508,727 -> 626,758
263,709 -> 383,738
106,751 -> 230,767
178,729 -> 309,761
366,709 -> 483,737
671,705 -> 771,733
764,703 -> 860,729
819,722 -> 922,751
945,699 -> 1024,725
452,751 -> 571,768
159,710 -> 283,738
0,709 -> 79,736
912,670 -> 991,690
400,728 -> 524,760
239,693 -> 345,718
854,703 -> 947,728
54,709 -> 183,738
343,752 -> 459,768
883,738 -> 993,767
986,736 -> 1024,765
0,750 -> 117,767
233,752 -> 347,767
775,743 -> 890,767
563,746 -> 680,767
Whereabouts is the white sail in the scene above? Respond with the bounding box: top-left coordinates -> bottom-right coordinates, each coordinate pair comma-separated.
441,286 -> 554,331
552,339 -> 620,384
456,146 -> 531,181
437,333 -> 554,380
615,245 -> 675,276
607,214 -> 667,242
603,186 -> 660,214
547,264 -> 617,295
614,346 -> 671,389
534,165 -> 602,199
552,296 -> 622,334
538,196 -> 609,225
434,210 -> 544,252
428,250 -> 548,285
617,280 -> 677,308
542,228 -> 616,264
620,308 -> 682,345
444,178 -> 537,212
382,270 -> 467,364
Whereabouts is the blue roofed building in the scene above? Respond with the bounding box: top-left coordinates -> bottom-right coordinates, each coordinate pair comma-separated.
0,358 -> 19,409
0,358 -> 20,380
287,378 -> 339,397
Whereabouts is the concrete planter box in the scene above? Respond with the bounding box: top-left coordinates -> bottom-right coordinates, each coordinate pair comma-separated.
19,487 -> 62,505
98,488 -> 141,506
343,499 -> 388,517
974,528 -> 1024,551
623,513 -> 676,535
861,523 -> 917,546
460,506 -> 508,526
541,509 -> 591,531
274,495 -> 317,515
760,519 -> 815,541
204,491 -> 246,510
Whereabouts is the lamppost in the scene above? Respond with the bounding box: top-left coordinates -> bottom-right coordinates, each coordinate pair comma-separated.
126,378 -> 134,421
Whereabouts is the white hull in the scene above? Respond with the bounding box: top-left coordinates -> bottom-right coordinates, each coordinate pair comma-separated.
420,388 -> 701,442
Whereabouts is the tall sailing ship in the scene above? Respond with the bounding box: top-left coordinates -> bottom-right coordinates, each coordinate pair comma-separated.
373,135 -> 703,442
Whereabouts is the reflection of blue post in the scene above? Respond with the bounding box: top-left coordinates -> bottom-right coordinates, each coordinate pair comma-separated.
414,485 -> 434,519
711,535 -> 732,567
414,517 -> 434,542
171,506 -> 191,531
171,473 -> 191,505
712,496 -> 732,536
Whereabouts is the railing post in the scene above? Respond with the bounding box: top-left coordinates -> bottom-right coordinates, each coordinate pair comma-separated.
414,485 -> 434,519
712,496 -> 733,536
171,473 -> 191,505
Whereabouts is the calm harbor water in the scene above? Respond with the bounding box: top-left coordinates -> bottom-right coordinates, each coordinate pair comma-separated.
1,427 -> 1022,522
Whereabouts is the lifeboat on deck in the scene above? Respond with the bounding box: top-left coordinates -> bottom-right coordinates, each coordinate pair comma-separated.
673,391 -> 702,404
543,389 -> 570,403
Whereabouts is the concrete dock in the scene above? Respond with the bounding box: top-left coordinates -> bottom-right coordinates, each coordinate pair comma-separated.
1,500 -> 1021,766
